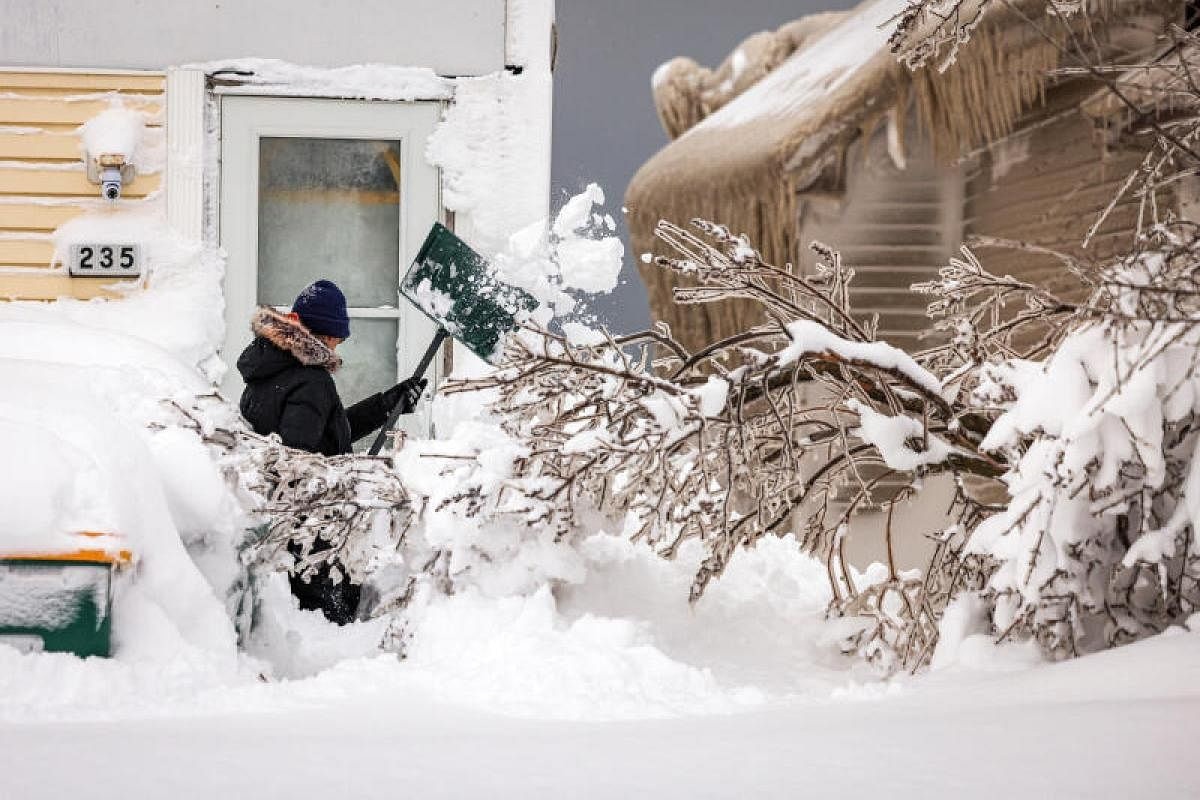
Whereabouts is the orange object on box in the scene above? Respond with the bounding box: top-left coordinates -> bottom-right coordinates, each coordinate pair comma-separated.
0,530 -> 133,568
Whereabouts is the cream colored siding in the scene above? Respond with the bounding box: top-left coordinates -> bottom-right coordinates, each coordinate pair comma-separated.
0,69 -> 164,300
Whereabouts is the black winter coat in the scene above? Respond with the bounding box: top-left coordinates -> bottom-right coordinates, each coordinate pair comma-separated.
237,307 -> 391,456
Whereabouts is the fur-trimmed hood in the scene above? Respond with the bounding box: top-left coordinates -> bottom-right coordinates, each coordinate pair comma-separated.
246,306 -> 342,373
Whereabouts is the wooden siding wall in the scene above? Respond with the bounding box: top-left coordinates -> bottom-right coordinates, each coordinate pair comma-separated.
0,70 -> 164,300
966,77 -> 1168,301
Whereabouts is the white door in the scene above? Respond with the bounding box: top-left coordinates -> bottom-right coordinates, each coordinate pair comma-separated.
219,96 -> 443,440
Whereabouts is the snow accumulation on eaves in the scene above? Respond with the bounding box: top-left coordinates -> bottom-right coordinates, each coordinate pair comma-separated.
191,58 -> 453,101
690,0 -> 907,133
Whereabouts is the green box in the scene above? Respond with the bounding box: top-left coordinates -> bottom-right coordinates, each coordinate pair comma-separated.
0,558 -> 116,658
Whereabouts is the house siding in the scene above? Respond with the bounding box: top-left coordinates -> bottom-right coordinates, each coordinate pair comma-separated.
966,77 -> 1173,300
0,69 -> 163,300
0,0 -> 507,77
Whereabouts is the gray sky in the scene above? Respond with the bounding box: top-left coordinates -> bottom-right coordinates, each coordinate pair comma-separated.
550,0 -> 854,334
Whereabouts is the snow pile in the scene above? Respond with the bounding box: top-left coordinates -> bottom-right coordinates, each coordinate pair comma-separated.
393,586 -> 763,719
0,519 -> 879,722
0,195 -> 244,665
560,533 -> 878,696
242,574 -> 394,679
0,341 -> 240,661
77,99 -> 163,174
36,207 -> 228,379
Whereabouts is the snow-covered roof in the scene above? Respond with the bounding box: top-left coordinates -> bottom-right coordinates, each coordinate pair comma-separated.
625,0 -> 1160,353
626,0 -> 910,351
686,0 -> 905,135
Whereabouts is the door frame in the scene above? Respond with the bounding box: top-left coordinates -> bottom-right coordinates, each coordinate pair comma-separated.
218,95 -> 444,438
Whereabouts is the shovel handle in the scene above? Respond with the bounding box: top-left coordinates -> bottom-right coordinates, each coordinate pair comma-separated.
368,327 -> 449,456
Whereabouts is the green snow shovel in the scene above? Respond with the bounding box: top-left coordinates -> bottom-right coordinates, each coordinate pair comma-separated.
368,222 -> 537,456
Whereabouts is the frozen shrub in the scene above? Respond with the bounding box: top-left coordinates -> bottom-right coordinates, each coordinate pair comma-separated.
451,217 -> 1200,670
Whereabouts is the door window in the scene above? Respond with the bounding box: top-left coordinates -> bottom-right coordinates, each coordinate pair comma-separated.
219,97 -> 443,439
257,136 -> 403,404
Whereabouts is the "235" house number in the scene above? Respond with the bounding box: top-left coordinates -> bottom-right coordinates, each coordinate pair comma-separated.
67,243 -> 141,277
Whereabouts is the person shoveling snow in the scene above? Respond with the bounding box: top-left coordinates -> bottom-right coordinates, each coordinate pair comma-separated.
237,279 -> 426,623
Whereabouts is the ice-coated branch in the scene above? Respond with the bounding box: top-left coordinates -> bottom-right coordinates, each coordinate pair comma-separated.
158,398 -> 424,599
447,220 -> 1021,674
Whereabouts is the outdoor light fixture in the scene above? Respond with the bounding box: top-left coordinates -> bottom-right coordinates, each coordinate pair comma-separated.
85,152 -> 135,201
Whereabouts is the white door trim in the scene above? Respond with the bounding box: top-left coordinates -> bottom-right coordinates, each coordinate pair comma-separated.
165,68 -> 206,242
219,96 -> 443,438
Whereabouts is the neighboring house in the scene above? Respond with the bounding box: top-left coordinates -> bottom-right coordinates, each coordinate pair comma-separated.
0,0 -> 555,437
626,0 -> 1182,356
625,0 -> 1182,563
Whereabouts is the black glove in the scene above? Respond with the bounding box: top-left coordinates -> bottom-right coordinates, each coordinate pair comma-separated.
383,377 -> 428,415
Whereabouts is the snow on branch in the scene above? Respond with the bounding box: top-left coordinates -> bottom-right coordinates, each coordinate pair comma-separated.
157,399 -> 426,605
452,205 -> 1200,673
779,320 -> 947,401
446,220 -> 1015,673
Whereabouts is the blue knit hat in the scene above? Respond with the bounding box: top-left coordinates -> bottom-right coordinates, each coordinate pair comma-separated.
293,279 -> 351,339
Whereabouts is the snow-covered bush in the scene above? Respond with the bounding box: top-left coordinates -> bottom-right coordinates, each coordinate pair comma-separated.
961,226 -> 1200,658
445,214 -> 1200,671
155,397 -> 423,651
443,221 -> 977,670
877,0 -> 1200,662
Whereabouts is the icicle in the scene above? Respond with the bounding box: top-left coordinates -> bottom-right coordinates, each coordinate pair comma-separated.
886,105 -> 908,170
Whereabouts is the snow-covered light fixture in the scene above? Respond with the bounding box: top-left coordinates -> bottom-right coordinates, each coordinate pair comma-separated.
85,153 -> 134,201
79,103 -> 147,202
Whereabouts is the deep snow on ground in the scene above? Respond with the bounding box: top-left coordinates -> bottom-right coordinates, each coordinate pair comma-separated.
2,215 -> 1197,795
3,510 -> 1199,797
2,631 -> 1198,799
